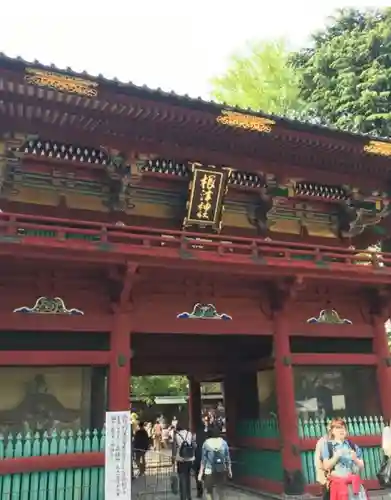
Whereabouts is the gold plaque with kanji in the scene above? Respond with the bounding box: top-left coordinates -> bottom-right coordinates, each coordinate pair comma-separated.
183,163 -> 230,232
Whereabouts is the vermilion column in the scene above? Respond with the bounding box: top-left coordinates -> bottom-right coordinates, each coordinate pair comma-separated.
274,312 -> 303,494
108,311 -> 131,411
372,315 -> 391,419
188,376 -> 202,432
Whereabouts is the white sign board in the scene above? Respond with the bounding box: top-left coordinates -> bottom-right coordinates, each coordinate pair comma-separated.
332,394 -> 346,411
105,411 -> 132,500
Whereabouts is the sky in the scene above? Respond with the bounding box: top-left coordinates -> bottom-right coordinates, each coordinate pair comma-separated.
0,1 -> 389,99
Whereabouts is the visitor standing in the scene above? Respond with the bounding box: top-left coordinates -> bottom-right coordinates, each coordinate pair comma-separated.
382,420 -> 391,458
314,427 -> 330,500
133,421 -> 149,476
172,422 -> 196,500
153,419 -> 162,451
320,418 -> 365,500
162,424 -> 170,449
198,425 -> 232,500
194,420 -> 211,498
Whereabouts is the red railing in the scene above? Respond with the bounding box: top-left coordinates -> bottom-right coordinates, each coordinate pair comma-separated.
0,212 -> 389,277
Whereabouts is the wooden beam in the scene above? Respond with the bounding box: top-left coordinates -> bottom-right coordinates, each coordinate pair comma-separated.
0,452 -> 104,474
0,239 -> 390,286
291,353 -> 377,365
0,313 -> 114,332
0,351 -> 111,365
0,108 -> 384,190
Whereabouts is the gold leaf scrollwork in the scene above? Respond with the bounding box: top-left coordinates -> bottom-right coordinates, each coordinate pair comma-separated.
216,110 -> 275,133
363,141 -> 391,157
25,68 -> 98,97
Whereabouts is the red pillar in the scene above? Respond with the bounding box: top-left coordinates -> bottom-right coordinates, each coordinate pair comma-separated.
188,376 -> 202,432
274,312 -> 303,494
372,315 -> 391,419
108,311 -> 131,411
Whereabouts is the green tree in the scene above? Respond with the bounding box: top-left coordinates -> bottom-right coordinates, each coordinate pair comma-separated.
386,320 -> 391,350
131,376 -> 188,404
292,8 -> 391,136
210,39 -> 305,117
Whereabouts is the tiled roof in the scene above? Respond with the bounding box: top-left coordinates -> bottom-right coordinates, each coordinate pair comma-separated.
0,52 -> 389,146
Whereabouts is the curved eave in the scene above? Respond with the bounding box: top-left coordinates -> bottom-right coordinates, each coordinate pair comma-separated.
0,59 -> 390,182
1,52 -> 389,146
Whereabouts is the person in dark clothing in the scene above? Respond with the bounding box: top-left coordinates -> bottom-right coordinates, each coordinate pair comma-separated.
202,414 -> 211,432
131,427 -> 134,480
194,421 -> 211,498
133,421 -> 150,476
172,423 -> 196,500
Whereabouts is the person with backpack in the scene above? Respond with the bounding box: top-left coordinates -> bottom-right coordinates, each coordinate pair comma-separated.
172,423 -> 196,500
314,426 -> 331,500
379,420 -> 391,489
197,425 -> 232,500
193,420 -> 212,498
320,418 -> 365,500
382,420 -> 391,458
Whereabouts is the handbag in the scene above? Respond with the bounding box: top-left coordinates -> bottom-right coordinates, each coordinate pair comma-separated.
377,456 -> 391,488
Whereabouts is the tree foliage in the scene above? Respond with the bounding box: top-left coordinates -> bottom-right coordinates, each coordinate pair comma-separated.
210,8 -> 391,138
131,376 -> 188,404
292,8 -> 391,136
209,40 -> 305,118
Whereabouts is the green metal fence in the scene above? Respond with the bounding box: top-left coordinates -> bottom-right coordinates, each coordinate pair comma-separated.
236,418 -> 279,439
298,416 -> 385,439
236,416 -> 384,487
0,418 -> 384,498
0,429 -> 105,500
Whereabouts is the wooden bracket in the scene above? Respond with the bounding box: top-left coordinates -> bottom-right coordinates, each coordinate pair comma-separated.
119,262 -> 139,312
269,275 -> 305,315
366,286 -> 391,319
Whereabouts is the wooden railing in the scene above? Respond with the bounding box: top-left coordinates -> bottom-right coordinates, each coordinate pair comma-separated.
0,212 -> 389,276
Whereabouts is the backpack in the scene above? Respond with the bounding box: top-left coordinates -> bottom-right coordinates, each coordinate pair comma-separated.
315,437 -> 328,485
208,443 -> 226,473
178,431 -> 194,460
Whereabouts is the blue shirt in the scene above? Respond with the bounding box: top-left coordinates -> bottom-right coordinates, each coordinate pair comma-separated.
320,440 -> 362,476
201,438 -> 230,475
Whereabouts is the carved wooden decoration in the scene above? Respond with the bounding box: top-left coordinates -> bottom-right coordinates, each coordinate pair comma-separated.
216,110 -> 275,133
25,68 -> 98,97
102,148 -> 133,211
177,303 -> 232,320
363,140 -> 391,157
13,297 -> 84,315
307,308 -> 352,324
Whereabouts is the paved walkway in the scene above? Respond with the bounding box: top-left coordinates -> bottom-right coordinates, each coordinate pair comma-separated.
132,449 -> 265,499
132,477 -> 264,499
